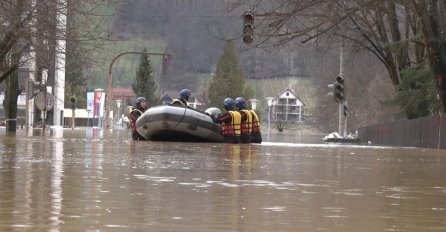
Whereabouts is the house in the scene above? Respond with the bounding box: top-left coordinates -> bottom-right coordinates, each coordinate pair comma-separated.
270,87 -> 305,122
112,88 -> 136,106
0,92 -> 27,126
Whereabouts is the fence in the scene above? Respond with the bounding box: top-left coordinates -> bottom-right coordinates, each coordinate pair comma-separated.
358,115 -> 446,149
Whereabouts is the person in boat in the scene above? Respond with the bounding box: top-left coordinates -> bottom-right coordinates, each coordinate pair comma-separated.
235,97 -> 252,143
215,98 -> 242,144
171,89 -> 191,107
130,96 -> 148,141
235,97 -> 262,144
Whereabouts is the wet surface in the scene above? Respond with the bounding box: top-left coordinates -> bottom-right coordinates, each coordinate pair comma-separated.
0,128 -> 446,231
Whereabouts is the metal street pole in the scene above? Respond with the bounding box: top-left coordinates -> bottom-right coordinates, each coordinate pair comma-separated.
268,105 -> 271,139
71,108 -> 75,130
98,93 -> 102,129
25,77 -> 30,134
339,37 -> 345,137
115,99 -> 122,128
266,97 -> 274,140
105,51 -> 170,129
86,109 -> 91,127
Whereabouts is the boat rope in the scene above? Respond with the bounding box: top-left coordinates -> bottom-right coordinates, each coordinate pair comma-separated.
170,107 -> 188,130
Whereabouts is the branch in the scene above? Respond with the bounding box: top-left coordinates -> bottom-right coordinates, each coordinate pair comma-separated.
0,64 -> 19,84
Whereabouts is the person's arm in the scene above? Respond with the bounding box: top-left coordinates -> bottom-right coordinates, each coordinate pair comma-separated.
215,113 -> 231,124
239,111 -> 247,121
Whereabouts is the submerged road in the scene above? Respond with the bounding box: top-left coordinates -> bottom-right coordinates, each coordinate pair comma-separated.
0,128 -> 445,231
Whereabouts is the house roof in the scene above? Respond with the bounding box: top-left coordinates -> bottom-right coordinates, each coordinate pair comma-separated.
274,87 -> 306,106
112,88 -> 136,101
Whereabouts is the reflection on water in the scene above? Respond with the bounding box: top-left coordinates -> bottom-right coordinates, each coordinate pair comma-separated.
0,128 -> 446,231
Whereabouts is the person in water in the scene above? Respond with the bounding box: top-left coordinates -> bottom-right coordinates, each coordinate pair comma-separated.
130,96 -> 148,140
235,97 -> 262,143
215,98 -> 242,144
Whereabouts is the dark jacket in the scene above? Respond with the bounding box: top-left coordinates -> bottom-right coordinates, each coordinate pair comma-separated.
130,108 -> 146,141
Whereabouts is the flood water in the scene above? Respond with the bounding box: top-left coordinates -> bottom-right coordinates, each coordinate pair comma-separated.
1,127 -> 446,231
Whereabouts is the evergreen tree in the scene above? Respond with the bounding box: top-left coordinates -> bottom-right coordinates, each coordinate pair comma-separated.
209,40 -> 250,109
132,48 -> 158,106
390,61 -> 441,119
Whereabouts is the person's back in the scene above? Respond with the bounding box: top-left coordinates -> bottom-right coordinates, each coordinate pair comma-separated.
249,109 -> 262,143
130,97 -> 148,141
216,98 -> 241,144
235,97 -> 252,143
171,89 -> 191,107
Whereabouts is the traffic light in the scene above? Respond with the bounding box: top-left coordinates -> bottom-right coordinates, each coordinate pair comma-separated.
334,75 -> 345,103
70,96 -> 76,110
243,11 -> 254,44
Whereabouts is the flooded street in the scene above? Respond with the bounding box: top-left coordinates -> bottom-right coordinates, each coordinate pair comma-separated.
1,128 -> 446,231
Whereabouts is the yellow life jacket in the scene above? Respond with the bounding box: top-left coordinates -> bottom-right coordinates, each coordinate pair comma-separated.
172,99 -> 186,107
222,111 -> 241,136
240,109 -> 253,134
249,110 -> 261,133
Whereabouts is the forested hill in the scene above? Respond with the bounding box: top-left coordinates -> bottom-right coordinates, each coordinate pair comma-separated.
111,1 -> 309,84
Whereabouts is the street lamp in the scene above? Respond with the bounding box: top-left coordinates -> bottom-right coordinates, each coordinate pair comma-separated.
249,99 -> 259,110
115,99 -> 122,128
105,51 -> 170,129
266,97 -> 274,140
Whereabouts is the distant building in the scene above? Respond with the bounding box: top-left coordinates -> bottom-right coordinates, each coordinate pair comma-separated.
271,87 -> 305,122
112,88 -> 136,106
0,92 -> 27,126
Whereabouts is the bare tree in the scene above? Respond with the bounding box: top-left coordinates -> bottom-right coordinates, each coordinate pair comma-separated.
233,0 -> 446,112
0,0 -> 119,131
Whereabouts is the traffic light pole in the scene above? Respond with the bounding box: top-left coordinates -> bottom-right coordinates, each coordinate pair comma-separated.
338,103 -> 343,137
343,101 -> 348,137
339,38 -> 345,137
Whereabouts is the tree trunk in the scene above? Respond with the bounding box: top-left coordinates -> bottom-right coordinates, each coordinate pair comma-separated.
4,45 -> 19,132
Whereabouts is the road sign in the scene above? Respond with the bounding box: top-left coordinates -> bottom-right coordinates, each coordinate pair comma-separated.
34,92 -> 55,111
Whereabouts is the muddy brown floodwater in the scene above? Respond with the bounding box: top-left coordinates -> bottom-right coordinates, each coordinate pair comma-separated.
0,128 -> 445,231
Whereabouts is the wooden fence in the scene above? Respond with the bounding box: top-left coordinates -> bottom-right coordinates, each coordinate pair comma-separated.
357,115 -> 446,149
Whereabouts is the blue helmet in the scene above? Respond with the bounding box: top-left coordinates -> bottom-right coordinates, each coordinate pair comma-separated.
235,97 -> 246,110
223,98 -> 235,111
179,89 -> 191,101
